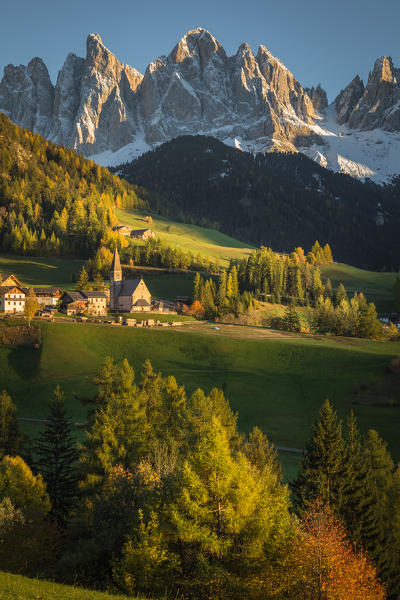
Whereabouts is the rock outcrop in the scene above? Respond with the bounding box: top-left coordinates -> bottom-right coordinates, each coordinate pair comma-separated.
305,84 -> 328,114
335,57 -> 400,131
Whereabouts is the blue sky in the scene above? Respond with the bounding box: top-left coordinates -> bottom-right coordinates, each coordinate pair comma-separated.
1,0 -> 399,101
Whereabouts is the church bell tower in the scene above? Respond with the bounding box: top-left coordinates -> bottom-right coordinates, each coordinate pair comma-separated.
110,247 -> 122,311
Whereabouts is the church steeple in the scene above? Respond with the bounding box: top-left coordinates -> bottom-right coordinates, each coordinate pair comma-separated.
110,247 -> 122,311
110,247 -> 122,283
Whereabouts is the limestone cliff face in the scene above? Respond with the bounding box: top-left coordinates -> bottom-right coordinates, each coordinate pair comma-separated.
0,57 -> 54,137
335,57 -> 400,132
0,29 -> 324,156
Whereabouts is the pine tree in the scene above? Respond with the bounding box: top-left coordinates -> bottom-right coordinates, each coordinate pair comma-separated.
364,429 -> 400,597
92,271 -> 104,291
282,304 -> 301,332
340,412 -> 380,549
35,386 -> 78,523
193,272 -> 201,301
394,276 -> 400,311
0,391 -> 23,458
77,266 -> 90,291
292,399 -> 345,514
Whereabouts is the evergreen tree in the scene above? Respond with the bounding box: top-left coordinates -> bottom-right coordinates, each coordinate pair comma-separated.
35,386 -> 78,523
364,429 -> 400,597
77,266 -> 90,291
0,391 -> 23,458
292,399 -> 345,514
282,304 -> 301,332
394,276 -> 400,311
193,272 -> 201,301
92,271 -> 104,291
335,282 -> 348,306
340,412 -> 380,549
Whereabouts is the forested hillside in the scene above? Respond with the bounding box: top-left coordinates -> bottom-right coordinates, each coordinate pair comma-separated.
115,136 -> 400,270
0,114 -> 150,258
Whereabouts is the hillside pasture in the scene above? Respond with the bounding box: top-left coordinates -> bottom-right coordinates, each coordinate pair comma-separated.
321,262 -> 397,312
1,322 -> 399,472
0,254 -> 84,288
116,207 -> 254,266
0,572 -> 142,600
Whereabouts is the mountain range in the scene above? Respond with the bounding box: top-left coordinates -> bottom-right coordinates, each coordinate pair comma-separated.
1,28 -> 399,183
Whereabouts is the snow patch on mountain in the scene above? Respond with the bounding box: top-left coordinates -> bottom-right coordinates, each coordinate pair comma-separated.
300,105 -> 400,183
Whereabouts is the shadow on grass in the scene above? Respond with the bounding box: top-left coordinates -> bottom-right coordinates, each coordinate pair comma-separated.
7,343 -> 42,380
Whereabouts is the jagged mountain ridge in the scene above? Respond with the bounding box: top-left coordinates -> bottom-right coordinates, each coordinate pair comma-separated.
1,28 -> 399,183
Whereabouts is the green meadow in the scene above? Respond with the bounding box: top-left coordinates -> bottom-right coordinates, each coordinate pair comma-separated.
0,572 -> 141,600
0,254 -> 84,288
116,207 -> 254,266
321,262 -> 397,312
1,322 -> 398,471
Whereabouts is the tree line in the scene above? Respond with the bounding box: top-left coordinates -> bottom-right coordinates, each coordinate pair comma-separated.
0,114 -> 150,258
0,359 -> 398,598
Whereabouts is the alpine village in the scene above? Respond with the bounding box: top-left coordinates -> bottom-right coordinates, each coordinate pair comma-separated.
0,9 -> 400,600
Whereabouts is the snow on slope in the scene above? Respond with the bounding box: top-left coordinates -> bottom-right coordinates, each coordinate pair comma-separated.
89,104 -> 400,184
300,105 -> 400,184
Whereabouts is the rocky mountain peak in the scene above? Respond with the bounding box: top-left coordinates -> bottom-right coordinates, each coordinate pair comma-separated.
335,75 -> 364,125
170,27 -> 226,65
371,56 -> 395,83
341,55 -> 400,131
305,84 -> 328,114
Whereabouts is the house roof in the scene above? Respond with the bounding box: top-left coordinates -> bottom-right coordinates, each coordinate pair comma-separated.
130,229 -> 153,235
0,273 -> 21,286
61,291 -> 86,303
0,286 -> 25,296
33,287 -> 62,295
81,291 -> 107,299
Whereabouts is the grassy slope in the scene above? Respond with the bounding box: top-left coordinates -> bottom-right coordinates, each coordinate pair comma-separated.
1,322 -> 398,462
0,254 -> 84,288
116,207 -> 254,267
0,572 -> 142,600
321,263 -> 397,313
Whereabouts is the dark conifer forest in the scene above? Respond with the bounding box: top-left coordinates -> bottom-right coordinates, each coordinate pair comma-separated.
115,135 -> 400,270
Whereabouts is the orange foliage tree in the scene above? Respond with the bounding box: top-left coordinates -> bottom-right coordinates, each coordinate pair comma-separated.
281,500 -> 385,600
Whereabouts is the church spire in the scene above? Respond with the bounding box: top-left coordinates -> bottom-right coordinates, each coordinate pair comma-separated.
110,246 -> 122,283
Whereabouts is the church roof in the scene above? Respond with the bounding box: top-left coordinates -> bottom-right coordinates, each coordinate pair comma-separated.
110,247 -> 122,274
118,279 -> 142,297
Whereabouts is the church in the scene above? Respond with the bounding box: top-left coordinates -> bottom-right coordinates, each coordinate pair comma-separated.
110,248 -> 152,312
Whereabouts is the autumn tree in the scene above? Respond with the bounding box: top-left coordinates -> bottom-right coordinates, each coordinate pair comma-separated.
24,287 -> 39,326
280,500 -> 385,600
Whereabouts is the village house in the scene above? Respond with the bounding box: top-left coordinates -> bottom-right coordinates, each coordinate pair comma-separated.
0,285 -> 26,314
110,247 -> 152,312
33,287 -> 62,308
130,228 -> 156,241
0,273 -> 26,314
112,225 -> 131,236
60,291 -> 107,316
